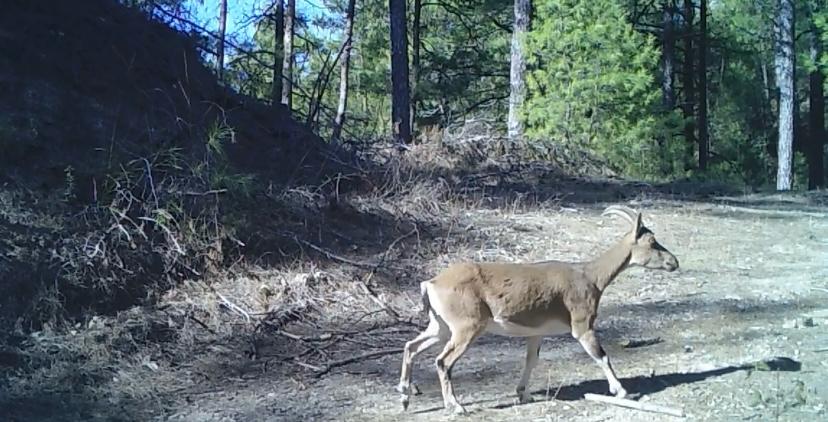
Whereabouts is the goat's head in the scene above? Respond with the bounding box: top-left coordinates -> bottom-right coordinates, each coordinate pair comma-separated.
602,205 -> 679,272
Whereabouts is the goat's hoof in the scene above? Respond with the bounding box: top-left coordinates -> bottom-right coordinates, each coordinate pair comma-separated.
446,403 -> 468,415
411,383 -> 421,395
612,387 -> 628,399
400,395 -> 410,411
518,393 -> 534,404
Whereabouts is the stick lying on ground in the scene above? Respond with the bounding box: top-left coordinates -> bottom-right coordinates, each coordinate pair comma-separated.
584,393 -> 685,417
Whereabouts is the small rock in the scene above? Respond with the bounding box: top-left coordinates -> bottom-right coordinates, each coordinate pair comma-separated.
783,319 -> 798,329
803,317 -> 815,327
684,345 -> 693,353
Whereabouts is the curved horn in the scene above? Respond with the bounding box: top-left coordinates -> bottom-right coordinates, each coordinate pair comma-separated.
601,205 -> 639,228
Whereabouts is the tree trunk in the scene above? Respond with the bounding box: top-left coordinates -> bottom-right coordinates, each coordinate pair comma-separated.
271,0 -> 284,104
282,0 -> 295,110
808,20 -> 825,189
331,0 -> 357,144
658,1 -> 676,175
682,0 -> 696,169
411,0 -> 422,133
217,0 -> 227,81
508,0 -> 531,142
697,0 -> 709,170
774,0 -> 795,191
661,1 -> 675,110
389,0 -> 411,145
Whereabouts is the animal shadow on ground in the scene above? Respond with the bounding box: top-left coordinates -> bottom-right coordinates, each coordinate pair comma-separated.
489,357 -> 802,410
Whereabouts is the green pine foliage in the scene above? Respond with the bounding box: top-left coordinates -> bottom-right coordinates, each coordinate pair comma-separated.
161,0 -> 828,188
523,0 -> 667,178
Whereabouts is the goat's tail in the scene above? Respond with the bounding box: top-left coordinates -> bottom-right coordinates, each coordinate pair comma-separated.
419,280 -> 431,314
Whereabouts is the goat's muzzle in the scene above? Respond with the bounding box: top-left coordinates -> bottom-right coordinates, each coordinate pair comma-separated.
664,256 -> 679,272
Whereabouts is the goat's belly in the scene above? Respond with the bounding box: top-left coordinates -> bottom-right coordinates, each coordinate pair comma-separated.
485,317 -> 571,337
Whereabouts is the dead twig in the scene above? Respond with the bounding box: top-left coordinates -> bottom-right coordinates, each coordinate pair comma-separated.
183,189 -> 228,196
718,204 -> 828,219
288,235 -> 404,271
216,292 -> 251,323
312,348 -> 401,377
357,280 -> 400,319
276,330 -> 334,342
584,393 -> 685,417
359,228 -> 418,319
188,314 -> 216,335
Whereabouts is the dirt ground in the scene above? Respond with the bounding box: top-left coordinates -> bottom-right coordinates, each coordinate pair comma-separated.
149,194 -> 828,422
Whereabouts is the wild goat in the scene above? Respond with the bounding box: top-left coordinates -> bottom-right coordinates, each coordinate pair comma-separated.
396,205 -> 679,414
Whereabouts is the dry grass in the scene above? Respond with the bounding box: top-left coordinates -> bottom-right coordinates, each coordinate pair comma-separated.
4,138 -> 828,421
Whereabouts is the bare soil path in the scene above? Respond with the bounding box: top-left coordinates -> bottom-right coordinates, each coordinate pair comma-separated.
165,197 -> 828,421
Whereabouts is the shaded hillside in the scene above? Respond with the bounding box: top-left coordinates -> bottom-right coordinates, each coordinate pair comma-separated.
0,0 -> 340,191
0,0 -> 345,328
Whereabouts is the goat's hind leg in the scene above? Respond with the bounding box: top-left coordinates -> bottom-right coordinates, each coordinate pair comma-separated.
397,313 -> 446,410
435,323 -> 484,414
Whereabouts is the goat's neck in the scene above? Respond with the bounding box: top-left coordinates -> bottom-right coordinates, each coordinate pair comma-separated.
585,240 -> 632,292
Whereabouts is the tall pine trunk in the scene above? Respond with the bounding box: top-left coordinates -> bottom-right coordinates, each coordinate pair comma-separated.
282,0 -> 295,110
659,1 -> 676,175
661,1 -> 675,110
389,0 -> 411,145
808,22 -> 825,189
774,0 -> 795,191
332,0 -> 357,144
271,0 -> 284,104
508,0 -> 531,142
411,0 -> 422,133
682,0 -> 696,168
217,0 -> 227,81
698,0 -> 709,169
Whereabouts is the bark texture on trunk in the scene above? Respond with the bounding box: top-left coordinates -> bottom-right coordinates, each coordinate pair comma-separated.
808,23 -> 825,189
507,0 -> 531,142
411,0 -> 422,132
774,0 -> 795,191
332,0 -> 357,144
282,0 -> 295,110
389,0 -> 411,145
698,0 -> 709,170
217,0 -> 227,81
661,1 -> 675,110
271,0 -> 284,104
682,0 -> 696,167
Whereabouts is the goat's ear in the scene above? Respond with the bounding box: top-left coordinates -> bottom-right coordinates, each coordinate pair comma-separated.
634,213 -> 643,235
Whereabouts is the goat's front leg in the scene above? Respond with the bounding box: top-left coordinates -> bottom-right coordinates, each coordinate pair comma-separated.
516,336 -> 541,403
573,328 -> 626,398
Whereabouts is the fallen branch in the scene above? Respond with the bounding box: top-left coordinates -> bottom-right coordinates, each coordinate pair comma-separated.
584,393 -> 685,418
183,189 -> 228,196
188,315 -> 216,335
357,280 -> 400,319
717,204 -> 828,219
313,348 -> 401,377
276,330 -> 334,342
289,235 -> 404,271
358,228 -> 418,319
216,292 -> 251,323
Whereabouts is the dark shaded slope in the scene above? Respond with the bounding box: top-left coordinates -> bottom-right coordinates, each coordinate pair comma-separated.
0,0 -> 345,327
0,0 -> 340,192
